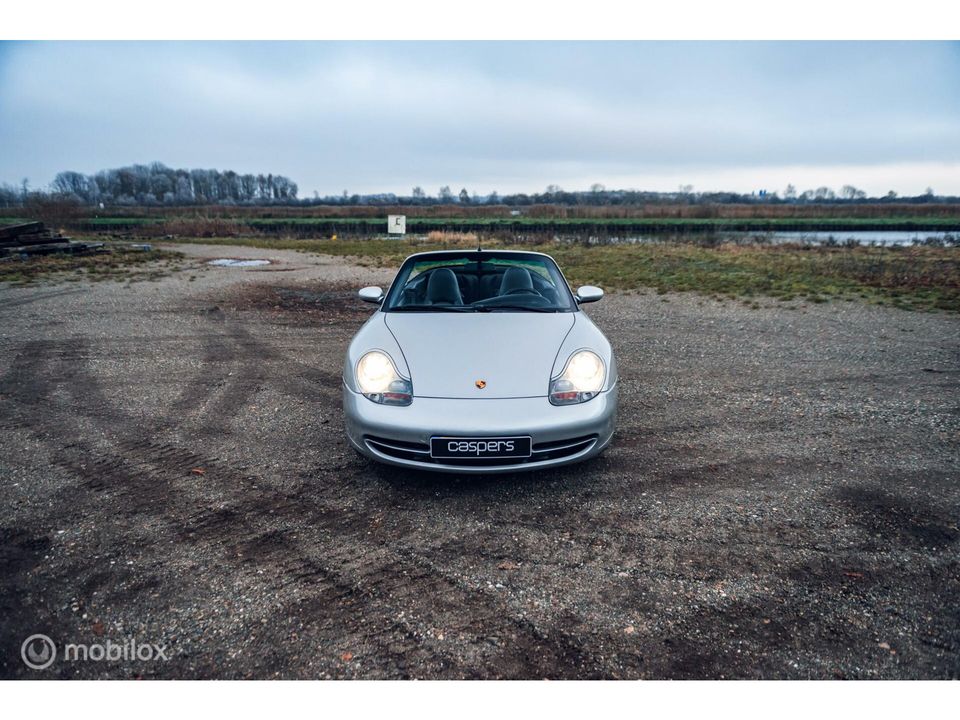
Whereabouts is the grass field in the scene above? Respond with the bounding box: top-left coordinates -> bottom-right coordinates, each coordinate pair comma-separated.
4,205 -> 958,311
153,236 -> 960,313
0,247 -> 183,285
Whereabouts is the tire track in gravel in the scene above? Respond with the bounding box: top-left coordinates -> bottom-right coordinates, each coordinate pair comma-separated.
64,434 -> 607,678
164,306 -> 341,435
0,324 -> 610,678
0,287 -> 87,310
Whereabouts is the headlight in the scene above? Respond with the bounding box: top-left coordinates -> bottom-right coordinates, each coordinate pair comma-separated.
549,350 -> 605,405
357,351 -> 412,406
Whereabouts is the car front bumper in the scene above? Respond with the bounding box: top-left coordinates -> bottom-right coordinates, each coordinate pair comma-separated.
343,384 -> 617,474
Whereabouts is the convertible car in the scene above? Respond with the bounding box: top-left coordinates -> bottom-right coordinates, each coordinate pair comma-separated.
342,249 -> 618,473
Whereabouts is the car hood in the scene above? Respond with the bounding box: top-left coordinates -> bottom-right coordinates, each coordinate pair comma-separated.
384,312 -> 576,399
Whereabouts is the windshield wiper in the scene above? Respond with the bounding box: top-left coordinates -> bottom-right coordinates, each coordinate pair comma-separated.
474,305 -> 560,313
389,304 -> 475,312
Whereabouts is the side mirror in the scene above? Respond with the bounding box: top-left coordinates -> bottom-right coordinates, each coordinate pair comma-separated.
575,285 -> 604,304
358,286 -> 384,304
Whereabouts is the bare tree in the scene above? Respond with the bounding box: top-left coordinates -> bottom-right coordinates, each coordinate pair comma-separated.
840,185 -> 866,200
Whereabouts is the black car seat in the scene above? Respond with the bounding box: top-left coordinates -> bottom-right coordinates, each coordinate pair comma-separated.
458,273 -> 478,303
425,268 -> 463,305
536,281 -> 560,305
480,273 -> 501,300
499,267 -> 537,295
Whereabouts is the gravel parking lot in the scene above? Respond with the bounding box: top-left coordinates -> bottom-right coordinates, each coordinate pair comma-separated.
1,243 -> 958,679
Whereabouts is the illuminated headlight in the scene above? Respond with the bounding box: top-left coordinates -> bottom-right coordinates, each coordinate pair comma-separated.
356,351 -> 412,406
549,350 -> 605,405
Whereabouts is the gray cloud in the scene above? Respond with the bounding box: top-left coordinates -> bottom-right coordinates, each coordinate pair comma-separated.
1,41 -> 958,195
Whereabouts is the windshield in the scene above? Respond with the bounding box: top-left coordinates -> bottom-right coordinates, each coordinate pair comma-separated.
382,252 -> 577,313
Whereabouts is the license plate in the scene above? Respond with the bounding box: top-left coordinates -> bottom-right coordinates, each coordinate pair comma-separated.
430,436 -> 532,459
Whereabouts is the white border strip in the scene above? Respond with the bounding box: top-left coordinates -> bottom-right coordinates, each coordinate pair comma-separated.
3,1 -> 958,40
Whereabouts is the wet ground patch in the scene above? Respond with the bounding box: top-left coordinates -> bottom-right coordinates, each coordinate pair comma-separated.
223,281 -> 374,326
207,258 -> 272,267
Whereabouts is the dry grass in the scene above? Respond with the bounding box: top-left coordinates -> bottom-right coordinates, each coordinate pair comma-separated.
547,243 -> 960,312
157,217 -> 252,238
22,201 -> 960,223
425,230 -> 479,244
0,247 -> 184,285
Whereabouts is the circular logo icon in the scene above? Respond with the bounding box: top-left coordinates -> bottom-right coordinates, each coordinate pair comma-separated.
21,634 -> 56,670
475,379 -> 486,389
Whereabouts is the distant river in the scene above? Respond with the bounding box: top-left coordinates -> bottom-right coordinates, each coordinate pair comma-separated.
567,230 -> 958,247
757,230 -> 957,246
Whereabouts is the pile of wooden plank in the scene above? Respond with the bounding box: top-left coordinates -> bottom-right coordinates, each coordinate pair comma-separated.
0,221 -> 104,257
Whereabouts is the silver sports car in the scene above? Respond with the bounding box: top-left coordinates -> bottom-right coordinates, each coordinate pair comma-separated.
342,249 -> 617,473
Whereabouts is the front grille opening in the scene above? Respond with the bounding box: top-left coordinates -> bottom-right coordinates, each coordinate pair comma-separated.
532,435 -> 596,452
532,435 -> 597,461
365,434 -> 597,466
366,436 -> 429,452
365,436 -> 430,462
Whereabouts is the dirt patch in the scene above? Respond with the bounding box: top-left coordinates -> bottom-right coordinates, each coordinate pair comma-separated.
222,281 -> 374,326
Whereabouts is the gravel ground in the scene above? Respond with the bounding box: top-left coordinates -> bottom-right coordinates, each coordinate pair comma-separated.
1,243 -> 958,679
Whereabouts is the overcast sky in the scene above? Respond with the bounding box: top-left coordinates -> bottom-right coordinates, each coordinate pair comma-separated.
1,41 -> 958,197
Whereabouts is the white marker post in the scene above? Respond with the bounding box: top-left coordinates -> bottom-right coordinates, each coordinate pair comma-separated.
387,215 -> 406,236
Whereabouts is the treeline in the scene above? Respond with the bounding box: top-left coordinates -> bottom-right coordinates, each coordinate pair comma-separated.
87,202 -> 960,221
0,163 -> 298,207
2,167 -> 958,209
315,184 -> 957,207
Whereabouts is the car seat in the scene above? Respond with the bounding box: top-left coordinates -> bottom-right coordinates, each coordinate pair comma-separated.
499,267 -> 537,295
425,268 -> 463,305
457,273 -> 478,304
